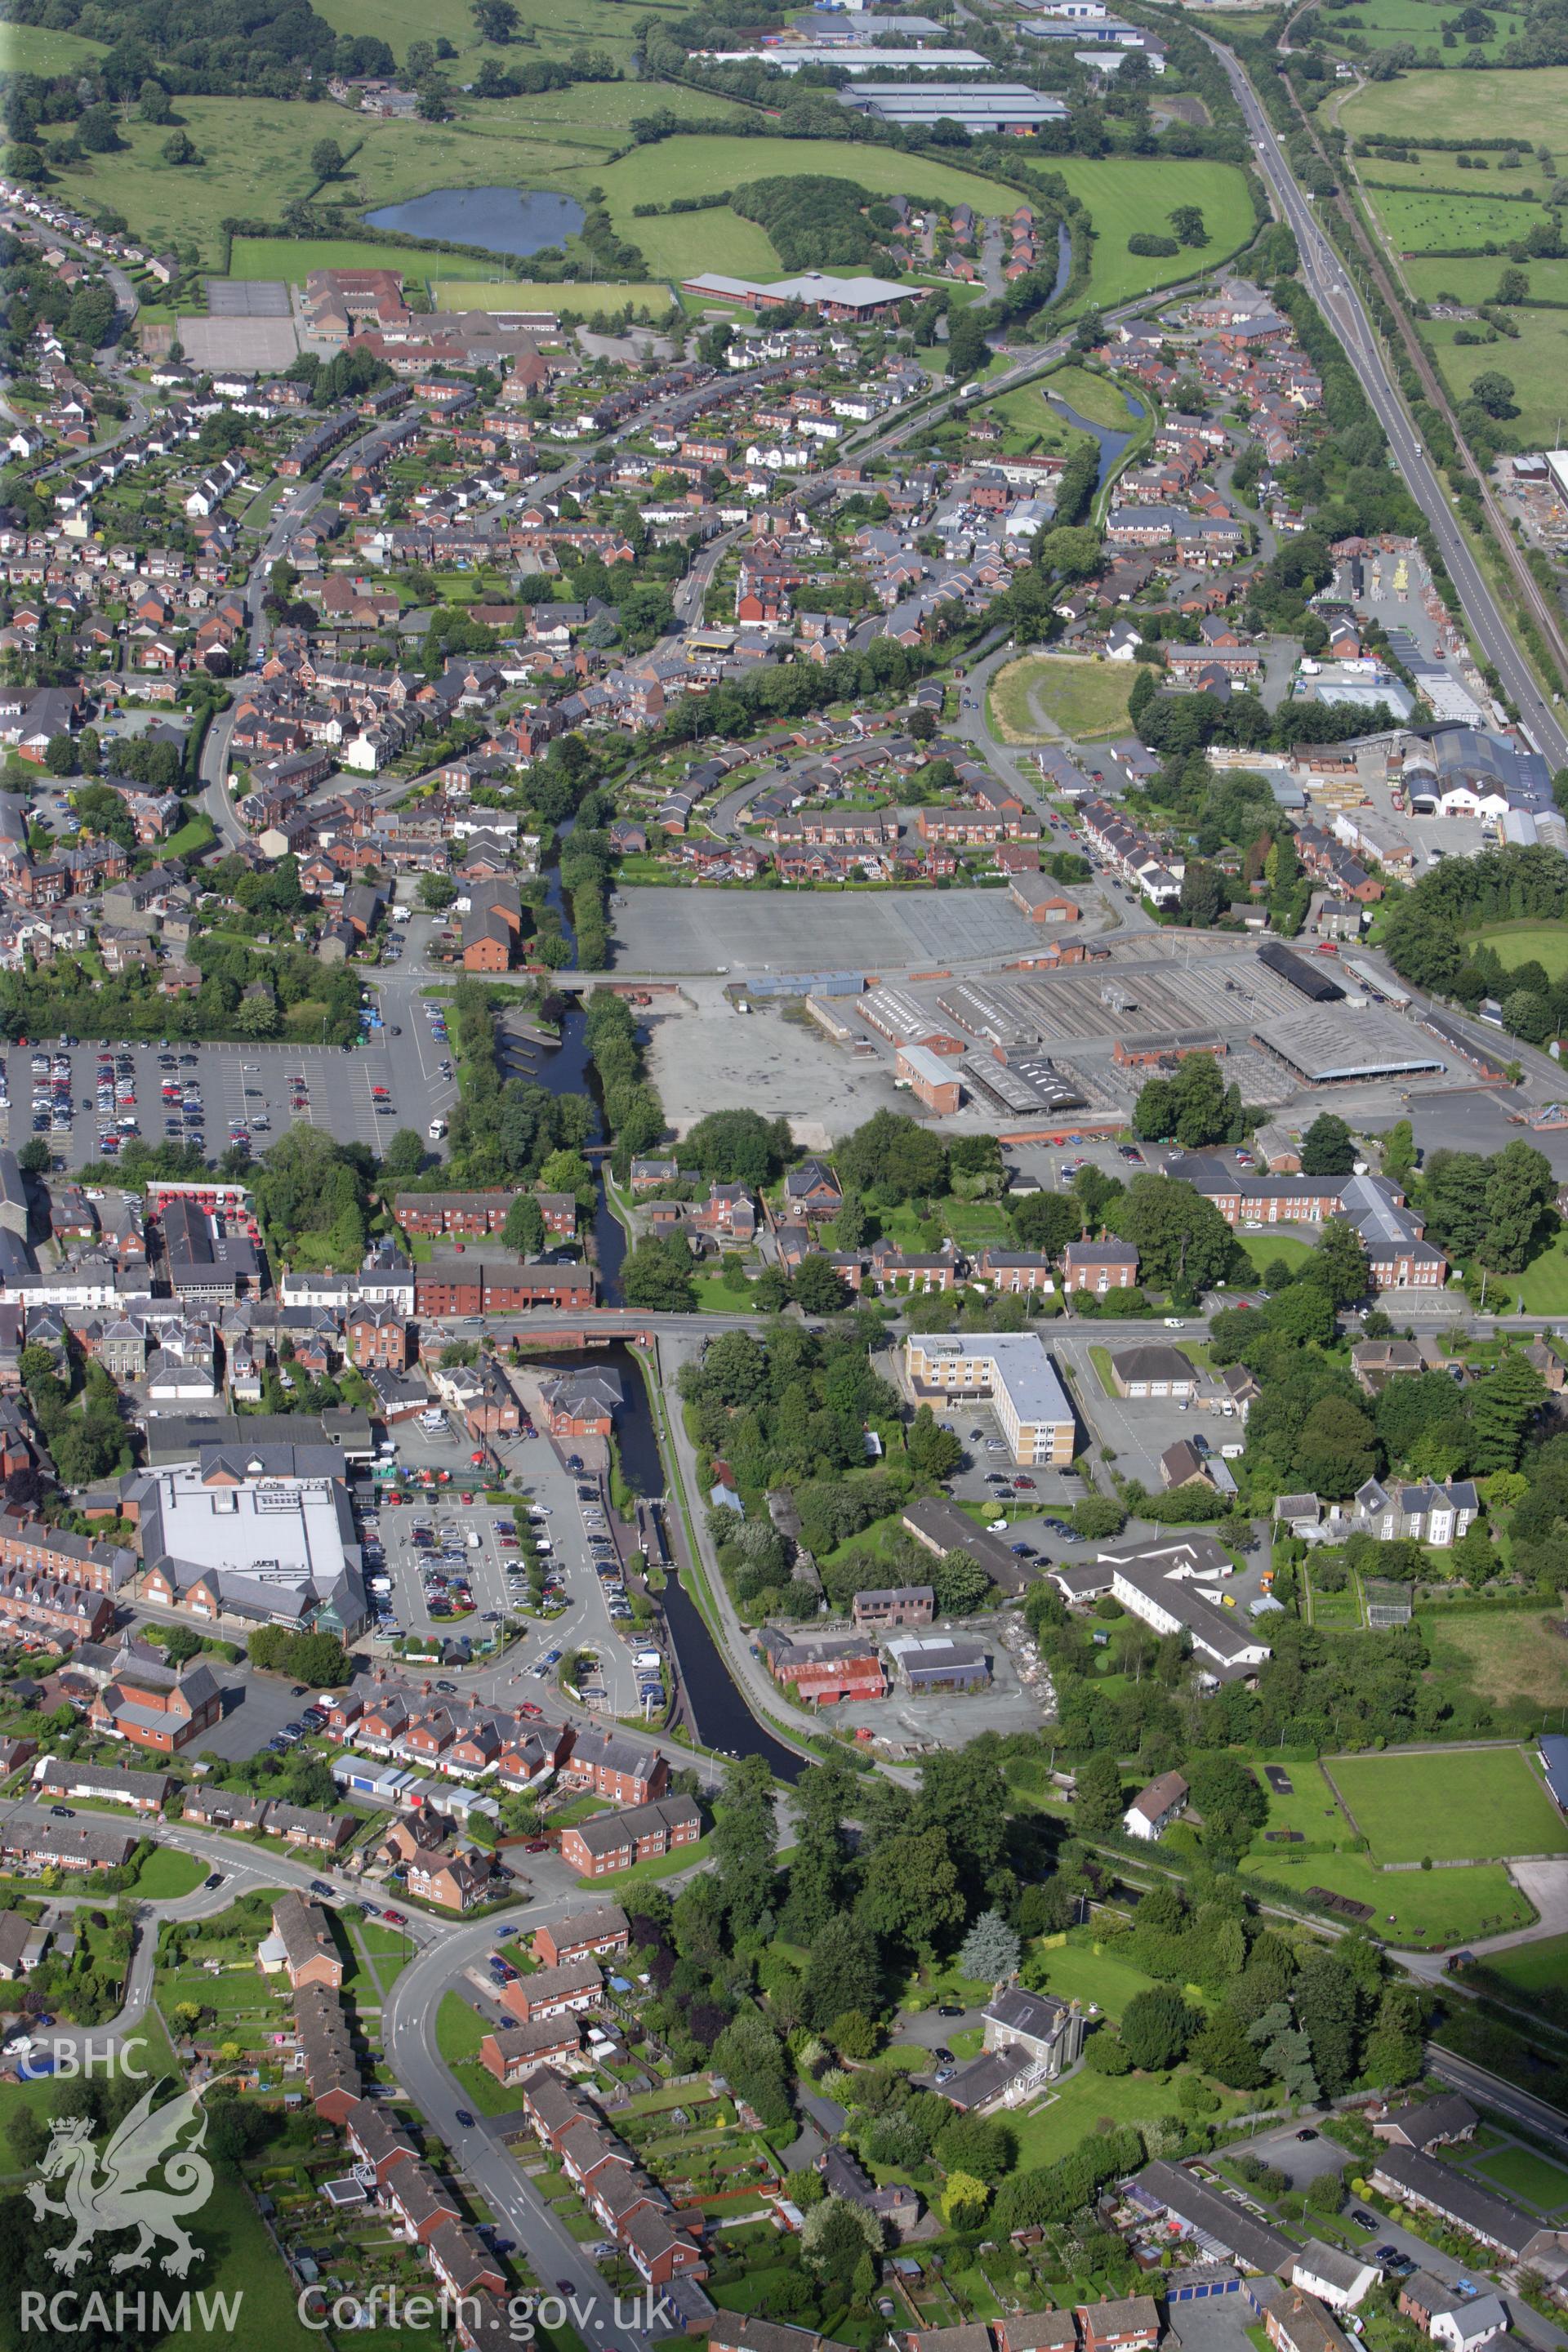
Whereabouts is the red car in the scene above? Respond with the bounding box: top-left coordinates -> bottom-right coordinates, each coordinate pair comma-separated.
382,1909 -> 406,1927
461,1491 -> 474,1504
519,1701 -> 543,1717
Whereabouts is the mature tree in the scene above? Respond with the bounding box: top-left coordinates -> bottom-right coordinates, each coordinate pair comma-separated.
474,0 -> 521,38
929,1547 -> 992,1616
1362,1984 -> 1423,2087
1306,1216 -> 1370,1308
907,1404 -> 962,1481
682,1107 -> 792,1187
1074,1752 -> 1125,1833
1299,1112 -> 1356,1176
934,2112 -> 1016,2186
714,1753 -> 776,1936
1480,1139 -> 1556,1272
803,1913 -> 880,2028
380,1127 -> 425,1183
1422,1150 -> 1490,1258
857,1826 -> 964,1958
1469,1352 -> 1547,1472
957,1909 -> 1021,1984
1010,1190 -> 1081,1255
1169,203 -> 1207,244
1179,861 -> 1225,929
1120,1985 -> 1197,2070
310,136 -> 345,178
501,1192 -> 545,1256
1292,1949 -> 1358,2096
1470,369 -> 1517,417
1111,1175 -> 1235,1299
837,1109 -> 946,1204
793,1254 -> 848,1316
1265,1281 -> 1337,1347
1381,1119 -> 1417,1182
1247,1999 -> 1319,2102
418,873 -> 458,911
1294,1394 -> 1379,1496
621,1235 -> 696,1310
1186,1753 -> 1267,1852
1187,2005 -> 1270,2090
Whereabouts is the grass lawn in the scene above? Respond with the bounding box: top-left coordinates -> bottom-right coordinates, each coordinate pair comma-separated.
1506,1238 -> 1568,1313
431,278 -> 675,314
942,1197 -> 1013,1248
1423,299 -> 1568,448
1089,1344 -> 1117,1397
1321,0 -> 1525,52
1045,364 -> 1134,431
971,382 -> 1092,460
228,235 -> 447,280
1028,1936 -> 1165,2022
1470,2143 -> 1568,2211
1328,1745 -> 1568,1863
1007,2056 -> 1246,2169
1473,1929 -> 1568,1996
1418,1609 -> 1568,1713
0,22 -> 107,67
163,814 -> 216,860
436,1989 -> 489,2063
1366,186 -> 1551,252
1403,251 -> 1568,305
688,1274 -> 757,1316
194,2162 -> 323,2348
128,1846 -> 207,1899
1236,1232 -> 1318,1277
989,653 -> 1134,744
1025,157 -> 1258,311
1470,920 -> 1568,982
1341,64 -> 1568,149
1241,1846 -> 1535,1947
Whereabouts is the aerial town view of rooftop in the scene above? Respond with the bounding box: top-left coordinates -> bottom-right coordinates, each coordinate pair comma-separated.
4,0 -> 1568,2339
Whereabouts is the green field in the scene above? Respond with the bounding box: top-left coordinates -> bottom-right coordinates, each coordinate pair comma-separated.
1329,1745 -> 1568,1862
1241,1846 -> 1534,1946
1254,1757 -> 1355,1843
1419,1607 -> 1568,1711
45,85 -> 746,269
1403,252 -> 1568,305
1029,1936 -> 1168,2022
1319,0 -> 1526,60
314,0 -> 688,69
431,277 -> 674,314
1367,186 -> 1552,252
1030,156 -> 1258,311
1471,920 -> 1568,981
1046,363 -> 1135,431
990,653 -> 1135,743
128,1846 -> 207,1899
975,382 -> 1092,459
1472,2143 -> 1568,2210
1424,312 -> 1568,447
1476,1929 -> 1568,1995
1342,65 -> 1568,148
0,21 -> 107,69
1237,1232 -> 1319,1277
558,136 -> 1029,285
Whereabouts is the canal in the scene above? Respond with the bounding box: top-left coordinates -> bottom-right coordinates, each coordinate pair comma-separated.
524,1338 -> 805,1780
494,818 -> 627,1303
1046,386 -> 1147,490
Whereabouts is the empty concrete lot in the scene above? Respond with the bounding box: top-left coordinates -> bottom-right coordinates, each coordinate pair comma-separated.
645,991 -> 906,1143
176,314 -> 299,372
612,884 -> 1045,973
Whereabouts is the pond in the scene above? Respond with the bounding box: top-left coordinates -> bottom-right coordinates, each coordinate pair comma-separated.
362,185 -> 584,256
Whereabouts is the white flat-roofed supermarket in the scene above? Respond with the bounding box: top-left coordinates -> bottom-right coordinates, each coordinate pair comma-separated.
1544,450 -> 1568,503
694,43 -> 991,69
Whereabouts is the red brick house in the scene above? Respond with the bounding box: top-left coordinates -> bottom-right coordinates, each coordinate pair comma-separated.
1061,1236 -> 1139,1294
561,1730 -> 666,1808
532,1901 -> 630,1971
558,1796 -> 702,1879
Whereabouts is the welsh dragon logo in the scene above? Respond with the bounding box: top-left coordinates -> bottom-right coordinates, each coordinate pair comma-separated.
27,2076 -> 215,2278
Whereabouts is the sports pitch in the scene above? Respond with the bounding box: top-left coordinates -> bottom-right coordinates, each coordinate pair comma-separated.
1328,1745 -> 1568,1863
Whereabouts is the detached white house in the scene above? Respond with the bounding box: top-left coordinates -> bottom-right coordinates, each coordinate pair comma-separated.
1290,2243 -> 1381,2313
1431,2300 -> 1508,2352
1122,1769 -> 1187,1842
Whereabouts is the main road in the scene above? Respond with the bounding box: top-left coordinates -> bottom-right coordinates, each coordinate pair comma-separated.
1197,32 -> 1568,768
